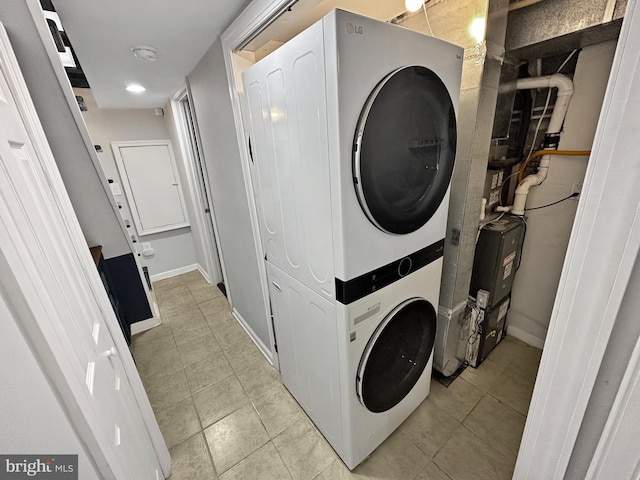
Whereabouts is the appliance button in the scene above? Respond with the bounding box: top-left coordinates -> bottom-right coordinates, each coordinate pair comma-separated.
398,257 -> 412,277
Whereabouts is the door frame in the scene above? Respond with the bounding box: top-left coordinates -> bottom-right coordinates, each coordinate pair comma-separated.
0,17 -> 170,478
171,85 -> 227,286
222,0 -> 640,477
513,0 -> 640,476
585,324 -> 640,479
218,0 -> 294,372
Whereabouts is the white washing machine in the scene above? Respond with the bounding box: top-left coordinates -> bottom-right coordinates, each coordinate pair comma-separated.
244,8 -> 461,470
266,258 -> 440,469
243,9 -> 462,304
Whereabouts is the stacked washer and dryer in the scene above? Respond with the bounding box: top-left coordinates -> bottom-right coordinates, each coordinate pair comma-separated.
242,10 -> 462,469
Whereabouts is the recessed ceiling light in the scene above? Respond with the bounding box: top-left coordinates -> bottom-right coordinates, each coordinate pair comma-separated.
126,84 -> 146,93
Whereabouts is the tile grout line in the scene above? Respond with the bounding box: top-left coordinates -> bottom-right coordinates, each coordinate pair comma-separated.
180,301 -> 271,474
205,402 -> 271,477
484,390 -> 529,418
185,393 -> 220,478
429,457 -> 456,480
151,275 -> 233,479
269,427 -> 298,480
152,272 -> 527,479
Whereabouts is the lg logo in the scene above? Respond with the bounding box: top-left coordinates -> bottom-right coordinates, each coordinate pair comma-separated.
346,22 -> 363,34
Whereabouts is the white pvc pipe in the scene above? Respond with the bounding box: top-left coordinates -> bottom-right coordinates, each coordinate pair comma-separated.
516,74 -> 574,132
510,74 -> 574,215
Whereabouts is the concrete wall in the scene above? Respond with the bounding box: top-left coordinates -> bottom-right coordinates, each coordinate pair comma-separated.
188,38 -> 271,348
508,40 -> 617,348
0,0 -> 131,259
0,292 -> 99,479
76,88 -> 198,278
506,0 -> 626,58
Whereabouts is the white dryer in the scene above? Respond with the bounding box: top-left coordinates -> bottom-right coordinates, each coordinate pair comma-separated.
266,258 -> 440,469
244,8 -> 462,471
243,9 -> 462,304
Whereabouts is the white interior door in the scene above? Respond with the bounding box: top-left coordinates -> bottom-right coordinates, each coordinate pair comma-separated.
0,23 -> 167,479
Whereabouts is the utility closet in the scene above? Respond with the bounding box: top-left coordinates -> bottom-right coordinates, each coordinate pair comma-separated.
436,0 -> 626,374
396,0 -> 626,375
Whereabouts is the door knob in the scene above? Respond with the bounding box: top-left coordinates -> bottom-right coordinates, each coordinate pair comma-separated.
104,347 -> 117,358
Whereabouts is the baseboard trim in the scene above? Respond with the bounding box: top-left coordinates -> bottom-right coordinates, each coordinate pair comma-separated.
196,264 -> 211,284
232,308 -> 274,365
150,264 -> 198,283
131,316 -> 162,336
507,324 -> 546,350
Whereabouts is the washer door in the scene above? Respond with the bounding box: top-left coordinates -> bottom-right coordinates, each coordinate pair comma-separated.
353,65 -> 457,234
356,298 -> 437,413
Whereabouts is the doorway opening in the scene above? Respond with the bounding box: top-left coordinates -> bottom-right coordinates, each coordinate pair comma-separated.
173,86 -> 226,295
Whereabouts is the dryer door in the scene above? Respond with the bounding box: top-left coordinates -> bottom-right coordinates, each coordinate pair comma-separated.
353,65 -> 457,234
356,298 -> 437,413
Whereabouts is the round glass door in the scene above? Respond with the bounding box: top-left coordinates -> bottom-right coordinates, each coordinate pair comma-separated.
356,298 -> 437,413
353,65 -> 457,234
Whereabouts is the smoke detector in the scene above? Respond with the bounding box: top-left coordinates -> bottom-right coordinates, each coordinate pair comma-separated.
131,46 -> 157,62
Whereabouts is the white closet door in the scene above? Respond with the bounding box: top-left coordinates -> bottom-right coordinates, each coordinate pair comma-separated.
0,23 -> 167,478
112,140 -> 190,236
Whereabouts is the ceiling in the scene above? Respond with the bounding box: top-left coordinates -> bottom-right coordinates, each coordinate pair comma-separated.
50,0 -> 417,109
241,0 -> 409,59
51,0 -> 252,109
49,0 -> 533,110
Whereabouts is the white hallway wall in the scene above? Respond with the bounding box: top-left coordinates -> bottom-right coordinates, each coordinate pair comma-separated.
0,0 -> 131,260
508,40 -> 618,348
187,38 -> 271,349
0,292 -> 99,478
76,88 -> 197,278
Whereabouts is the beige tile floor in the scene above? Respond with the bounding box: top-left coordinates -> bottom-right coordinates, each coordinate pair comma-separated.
133,271 -> 542,480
